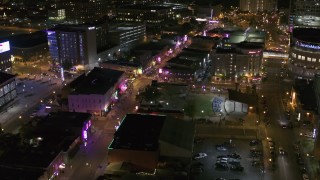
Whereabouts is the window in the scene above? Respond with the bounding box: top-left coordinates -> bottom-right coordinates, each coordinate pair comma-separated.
312,58 -> 316,62
298,55 -> 301,59
307,57 -> 311,61
302,56 -> 305,60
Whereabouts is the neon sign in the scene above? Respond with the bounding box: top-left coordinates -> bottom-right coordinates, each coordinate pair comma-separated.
0,41 -> 10,53
296,41 -> 320,50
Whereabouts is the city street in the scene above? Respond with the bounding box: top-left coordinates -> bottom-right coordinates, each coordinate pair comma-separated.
259,59 -> 301,180
58,76 -> 152,180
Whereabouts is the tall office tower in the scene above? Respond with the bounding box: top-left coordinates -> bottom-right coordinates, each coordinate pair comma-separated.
289,0 -> 320,29
46,25 -> 97,70
239,0 -> 277,12
63,0 -> 108,24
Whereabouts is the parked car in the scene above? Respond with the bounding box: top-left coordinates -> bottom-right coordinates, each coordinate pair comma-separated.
216,162 -> 229,170
193,153 -> 207,160
249,139 -> 260,146
302,174 -> 309,180
227,153 -> 241,159
216,144 -> 227,151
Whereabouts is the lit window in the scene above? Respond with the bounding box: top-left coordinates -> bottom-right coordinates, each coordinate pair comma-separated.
298,55 -> 301,59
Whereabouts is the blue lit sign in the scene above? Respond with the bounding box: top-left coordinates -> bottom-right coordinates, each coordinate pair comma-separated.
296,41 -> 320,50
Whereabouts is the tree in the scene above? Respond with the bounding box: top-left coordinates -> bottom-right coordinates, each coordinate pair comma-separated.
184,99 -> 197,121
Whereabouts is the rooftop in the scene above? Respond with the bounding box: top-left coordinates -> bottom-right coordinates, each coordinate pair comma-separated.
236,42 -> 264,49
293,28 -> 320,43
159,118 -> 194,151
162,64 -> 196,73
0,112 -> 91,176
179,50 -> 209,60
37,111 -> 92,128
132,41 -> 172,51
0,72 -> 15,85
109,114 -> 166,151
101,60 -> 141,68
167,57 -> 198,67
71,67 -> 124,95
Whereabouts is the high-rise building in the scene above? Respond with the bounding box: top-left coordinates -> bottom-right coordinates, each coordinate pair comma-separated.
239,0 -> 277,12
63,0 -> 108,24
289,0 -> 320,28
115,4 -> 171,26
46,25 -> 97,70
108,23 -> 146,48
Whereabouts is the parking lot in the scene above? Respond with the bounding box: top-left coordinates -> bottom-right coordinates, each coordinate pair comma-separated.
191,138 -> 264,180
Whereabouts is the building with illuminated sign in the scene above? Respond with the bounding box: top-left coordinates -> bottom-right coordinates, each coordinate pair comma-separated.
159,48 -> 211,82
239,0 -> 277,12
0,40 -> 12,72
212,42 -> 264,80
46,25 -> 97,70
288,28 -> 320,79
0,72 -> 16,109
68,67 -> 126,116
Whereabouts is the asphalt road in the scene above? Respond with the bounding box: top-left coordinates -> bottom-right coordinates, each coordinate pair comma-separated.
260,59 -> 301,180
61,77 -> 152,180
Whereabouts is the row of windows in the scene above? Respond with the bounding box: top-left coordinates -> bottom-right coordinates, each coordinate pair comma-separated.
292,52 -> 319,62
0,59 -> 10,64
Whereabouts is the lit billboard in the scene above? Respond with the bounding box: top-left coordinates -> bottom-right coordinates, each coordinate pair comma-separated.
0,41 -> 10,54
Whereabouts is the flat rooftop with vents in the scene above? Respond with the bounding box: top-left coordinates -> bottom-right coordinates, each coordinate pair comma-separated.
70,67 -> 124,95
109,113 -> 166,151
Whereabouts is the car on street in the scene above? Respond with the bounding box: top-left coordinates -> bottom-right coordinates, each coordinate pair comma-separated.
216,178 -> 226,180
279,147 -> 285,155
215,162 -> 228,170
249,139 -> 260,146
193,153 -> 207,159
227,153 -> 241,159
302,174 -> 309,180
216,144 -> 227,151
